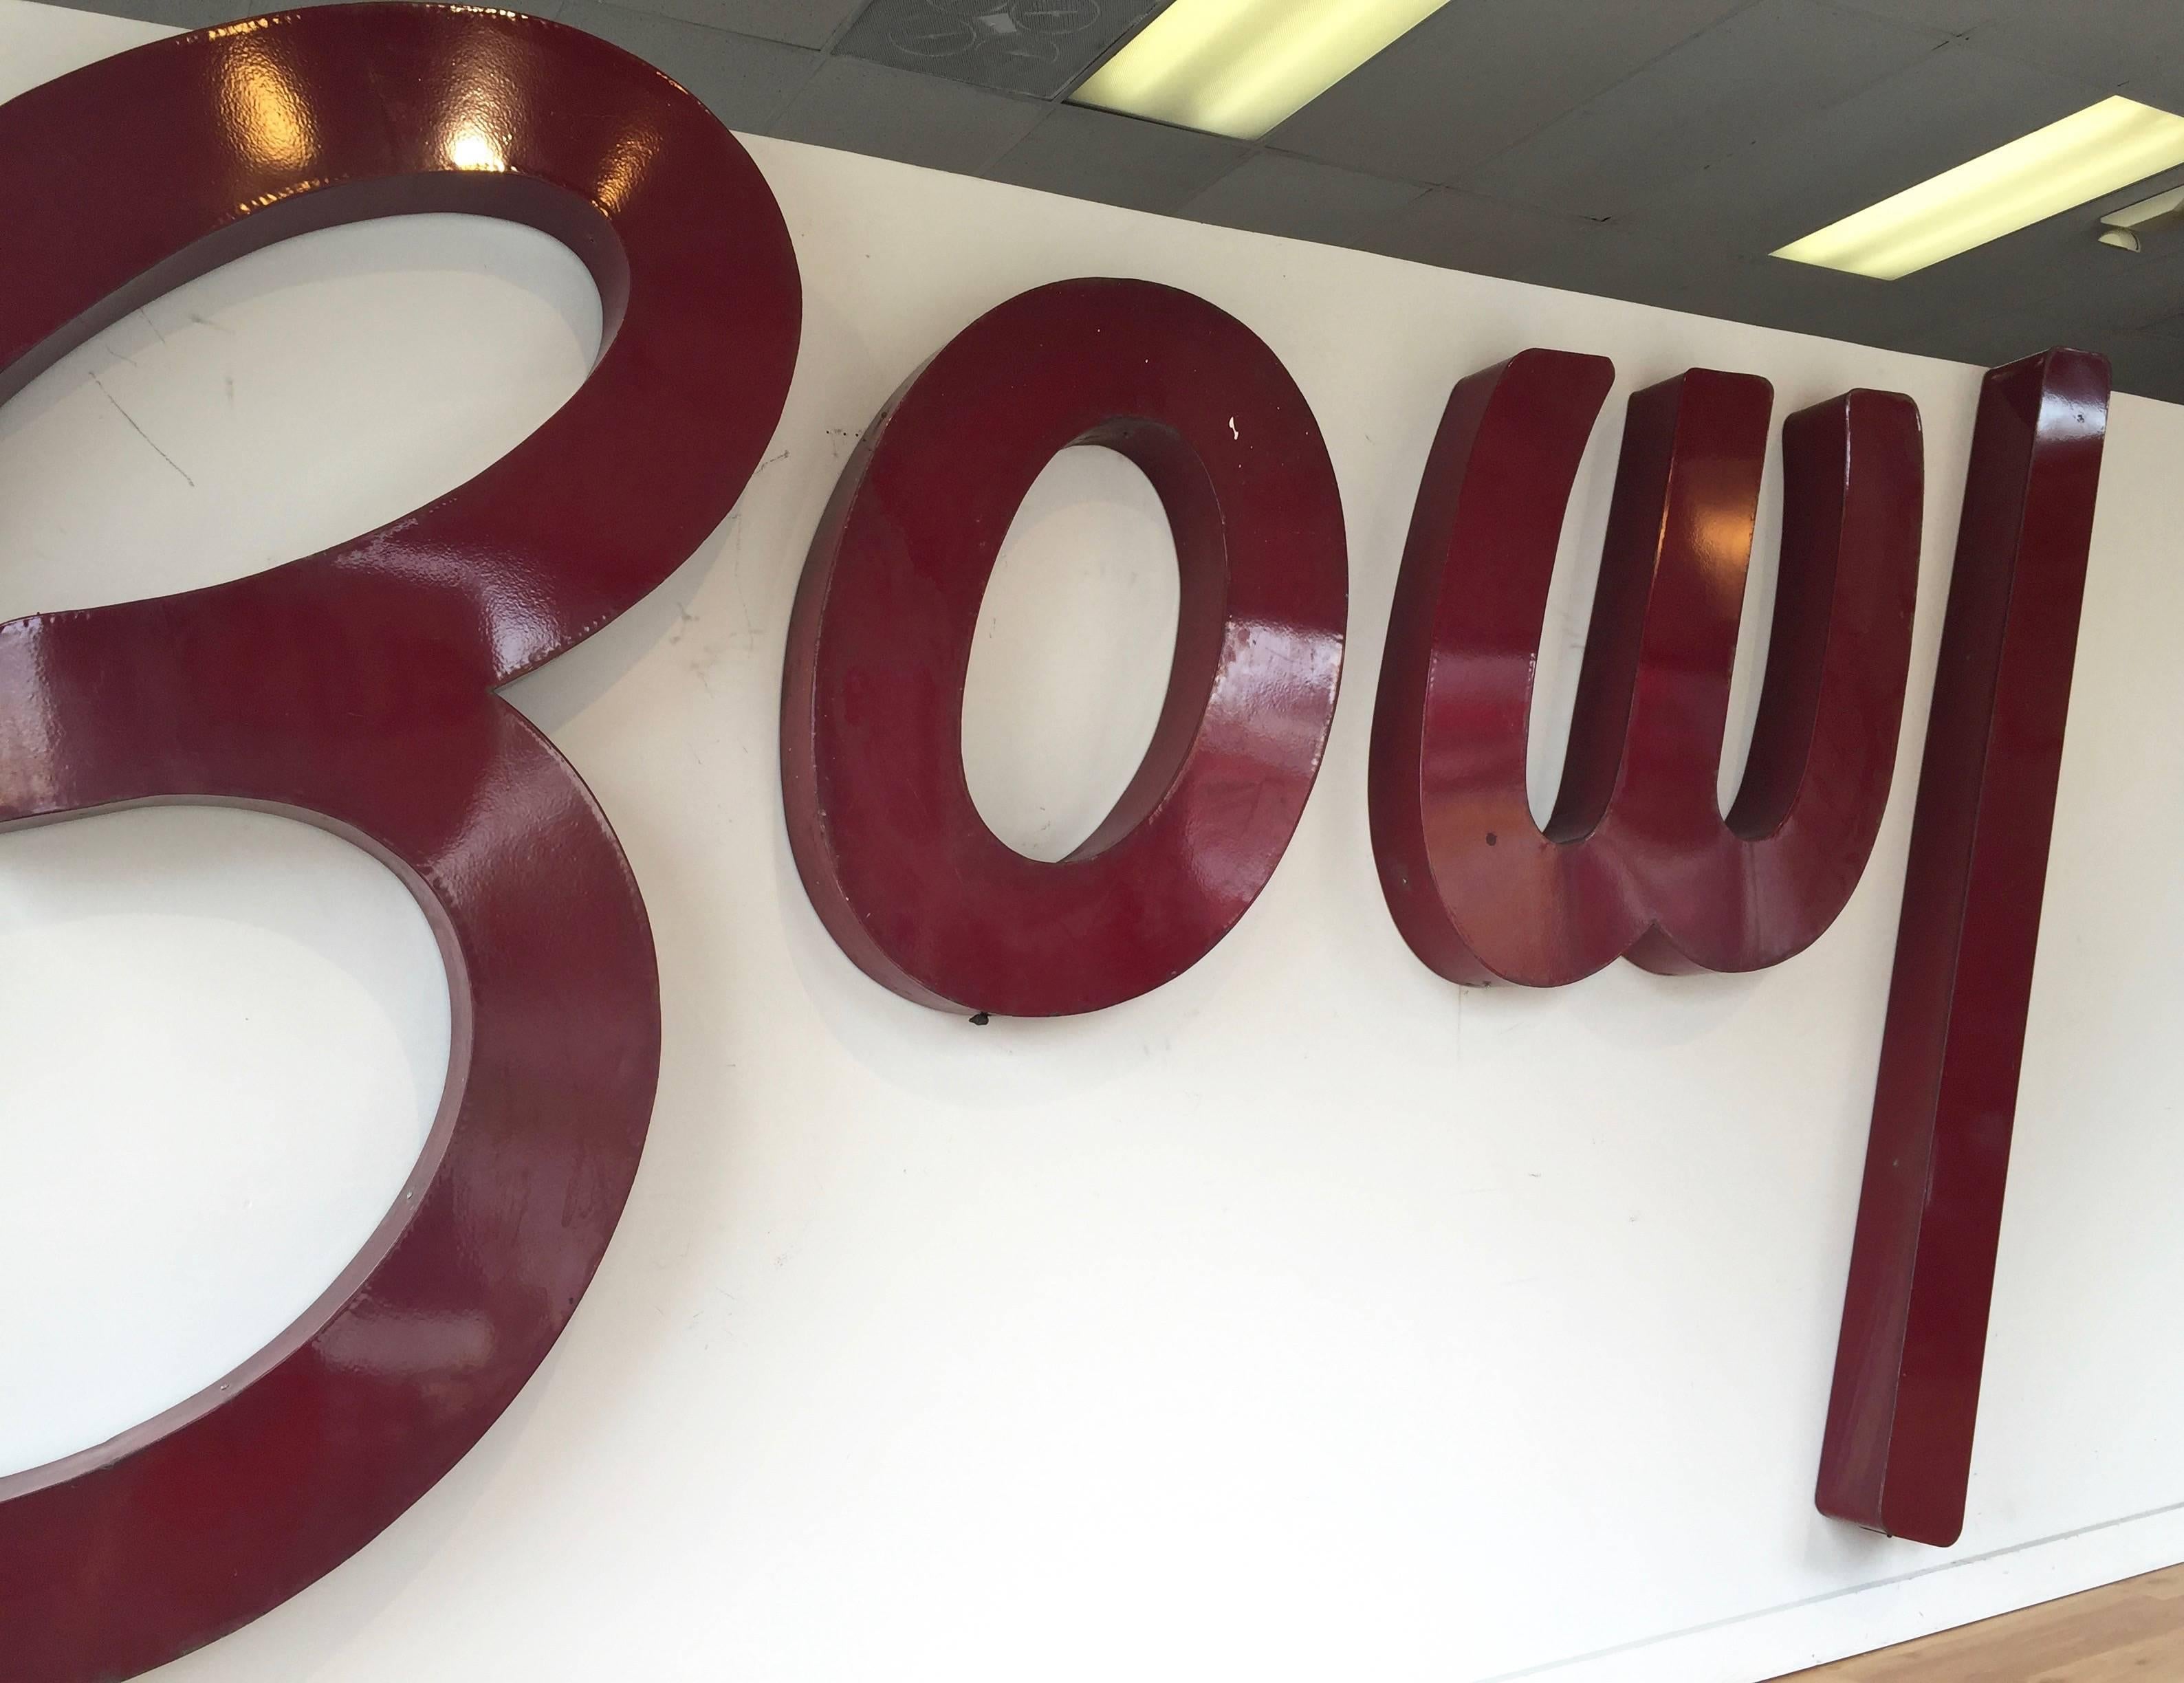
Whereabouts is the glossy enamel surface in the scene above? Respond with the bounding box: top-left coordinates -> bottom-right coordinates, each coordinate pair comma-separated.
1368,349 -> 1925,988
1818,349 -> 2110,1548
0,8 -> 800,1678
782,278 -> 1347,1017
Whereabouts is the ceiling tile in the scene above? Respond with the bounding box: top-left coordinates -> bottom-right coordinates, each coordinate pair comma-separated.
1546,232 -> 1730,316
1465,0 -> 1947,221
1365,186 -> 1610,287
2091,328 -> 2184,399
1822,0 -> 2018,33
1617,43 -> 2110,256
774,53 -> 1045,175
985,104 -> 1247,214
1699,251 -> 1980,349
838,0 -> 1161,102
1180,153 -> 1428,248
1265,0 -> 1751,187
597,0 -> 865,50
1897,301 -> 2117,369
2039,248 -> 2184,338
558,1 -> 818,129
1343,186 -> 1746,320
1956,0 -> 2184,112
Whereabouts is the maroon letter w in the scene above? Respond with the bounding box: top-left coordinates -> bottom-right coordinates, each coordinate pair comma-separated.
1368,349 -> 1924,988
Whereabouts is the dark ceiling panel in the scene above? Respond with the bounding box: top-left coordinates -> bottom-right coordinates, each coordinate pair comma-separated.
1952,0 -> 2184,113
985,102 -> 1246,212
1553,232 -> 1724,316
2070,255 -> 2184,338
1893,264 -> 2184,373
775,52 -> 1043,173
1617,42 -> 2109,254
838,0 -> 1161,101
2090,328 -> 2184,397
558,0 -> 817,129
1466,0 -> 1945,222
601,0 -> 868,50
1896,302 -> 2076,366
1367,185 -> 1608,289
1824,0 -> 2018,33
1265,0 -> 1752,188
2033,236 -> 2184,338
1688,246 -> 1961,346
1180,154 -> 1427,249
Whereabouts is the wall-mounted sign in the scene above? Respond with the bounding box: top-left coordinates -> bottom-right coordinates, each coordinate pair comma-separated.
0,6 -> 2110,1677
0,10 -> 800,1678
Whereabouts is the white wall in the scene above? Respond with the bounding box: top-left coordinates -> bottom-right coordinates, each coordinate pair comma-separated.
6,5 -> 2184,1678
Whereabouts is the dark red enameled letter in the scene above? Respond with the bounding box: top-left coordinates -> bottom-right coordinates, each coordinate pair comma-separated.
1818,349 -> 2110,1548
0,9 -> 799,1678
1369,349 -> 1924,987
782,278 -> 1347,1017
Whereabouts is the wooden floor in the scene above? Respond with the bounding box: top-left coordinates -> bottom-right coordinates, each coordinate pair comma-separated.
1777,1563 -> 2184,1680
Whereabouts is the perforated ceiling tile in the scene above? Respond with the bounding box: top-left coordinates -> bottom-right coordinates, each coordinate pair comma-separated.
837,0 -> 1162,100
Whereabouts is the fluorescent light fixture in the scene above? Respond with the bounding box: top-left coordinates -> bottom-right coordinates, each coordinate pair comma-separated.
1073,0 -> 1453,142
1773,96 -> 2184,280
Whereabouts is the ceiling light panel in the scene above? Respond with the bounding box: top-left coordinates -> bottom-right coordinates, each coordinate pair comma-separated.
1773,96 -> 2184,280
1072,0 -> 1454,142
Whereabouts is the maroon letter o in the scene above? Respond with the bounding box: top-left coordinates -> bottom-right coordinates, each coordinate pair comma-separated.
783,279 -> 1346,1016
